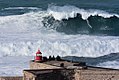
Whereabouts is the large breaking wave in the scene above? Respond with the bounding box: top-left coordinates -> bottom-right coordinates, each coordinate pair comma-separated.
45,5 -> 119,35
0,5 -> 119,58
47,5 -> 119,20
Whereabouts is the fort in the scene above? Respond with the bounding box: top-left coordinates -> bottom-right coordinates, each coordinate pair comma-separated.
1,50 -> 119,80
1,58 -> 119,80
23,59 -> 119,80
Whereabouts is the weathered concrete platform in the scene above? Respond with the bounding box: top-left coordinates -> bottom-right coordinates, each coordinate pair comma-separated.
30,60 -> 86,69
24,60 -> 119,80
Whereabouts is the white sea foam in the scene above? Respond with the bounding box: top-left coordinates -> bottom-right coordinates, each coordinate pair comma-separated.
1,34 -> 119,57
97,61 -> 119,69
3,7 -> 40,10
0,10 -> 119,57
47,5 -> 119,20
0,56 -> 32,76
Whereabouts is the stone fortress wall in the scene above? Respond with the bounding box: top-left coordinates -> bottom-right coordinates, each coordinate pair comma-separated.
23,61 -> 119,80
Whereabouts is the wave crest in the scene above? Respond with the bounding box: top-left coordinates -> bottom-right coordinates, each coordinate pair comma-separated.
2,7 -> 40,10
47,5 -> 119,20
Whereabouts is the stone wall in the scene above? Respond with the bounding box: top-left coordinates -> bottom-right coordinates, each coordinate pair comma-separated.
37,69 -> 75,80
23,71 -> 35,80
24,68 -> 119,80
75,69 -> 119,80
30,61 -> 62,69
23,69 -> 75,80
0,76 -> 22,80
28,62 -> 119,80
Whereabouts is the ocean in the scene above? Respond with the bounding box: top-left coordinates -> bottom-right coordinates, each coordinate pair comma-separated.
0,0 -> 119,76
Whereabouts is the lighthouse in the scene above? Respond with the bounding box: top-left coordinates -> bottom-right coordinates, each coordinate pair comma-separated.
35,49 -> 42,62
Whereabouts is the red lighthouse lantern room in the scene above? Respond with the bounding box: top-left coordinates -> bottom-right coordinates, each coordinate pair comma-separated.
35,49 -> 42,62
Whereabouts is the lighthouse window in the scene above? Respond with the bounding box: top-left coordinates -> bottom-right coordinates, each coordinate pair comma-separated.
36,54 -> 42,56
